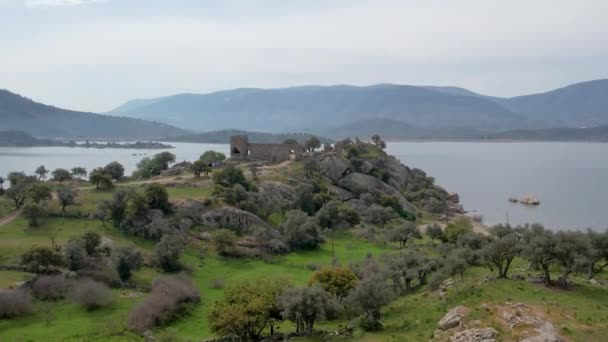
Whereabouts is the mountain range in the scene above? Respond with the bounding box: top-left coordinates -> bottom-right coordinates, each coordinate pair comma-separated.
108,79 -> 608,135
0,89 -> 187,140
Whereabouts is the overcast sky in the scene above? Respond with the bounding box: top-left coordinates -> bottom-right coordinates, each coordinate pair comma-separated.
1,0 -> 607,112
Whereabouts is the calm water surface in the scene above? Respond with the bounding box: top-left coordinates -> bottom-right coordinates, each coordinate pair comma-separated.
0,142 -> 230,181
1,141 -> 606,230
387,142 -> 608,230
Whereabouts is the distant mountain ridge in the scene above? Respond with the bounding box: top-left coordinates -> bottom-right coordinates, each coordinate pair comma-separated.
164,129 -> 332,144
0,89 -> 187,140
108,79 -> 608,135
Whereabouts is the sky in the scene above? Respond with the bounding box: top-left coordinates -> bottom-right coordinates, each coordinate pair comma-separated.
1,0 -> 607,112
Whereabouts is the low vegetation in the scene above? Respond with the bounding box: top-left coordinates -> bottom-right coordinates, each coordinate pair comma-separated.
1,138 -> 608,341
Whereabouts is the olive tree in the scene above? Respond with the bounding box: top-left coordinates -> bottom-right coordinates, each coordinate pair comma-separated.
52,168 -> 72,184
71,167 -> 87,179
481,232 -> 521,278
103,161 -> 125,181
35,165 -> 48,180
191,160 -> 211,178
346,275 -> 394,331
278,285 -> 341,336
112,245 -> 143,282
304,136 -> 321,152
155,234 -> 183,272
57,187 -> 77,214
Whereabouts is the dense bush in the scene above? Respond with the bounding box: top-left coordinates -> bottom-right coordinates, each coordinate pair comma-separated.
213,164 -> 250,190
280,210 -> 324,250
32,275 -> 71,300
71,278 -> 113,310
309,266 -> 357,300
155,234 -> 184,272
0,289 -> 32,318
112,245 -> 143,282
127,274 -> 200,333
444,216 -> 473,243
21,246 -> 63,273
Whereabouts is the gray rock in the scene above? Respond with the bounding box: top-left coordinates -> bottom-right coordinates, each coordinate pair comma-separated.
371,156 -> 413,188
199,206 -> 268,234
259,181 -> 295,204
449,192 -> 460,203
438,306 -> 469,330
327,185 -> 353,201
519,323 -> 565,342
319,155 -> 352,183
450,327 -> 498,342
338,172 -> 417,214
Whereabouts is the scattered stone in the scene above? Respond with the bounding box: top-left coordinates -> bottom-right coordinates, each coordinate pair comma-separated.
519,322 -> 565,342
438,306 -> 469,330
500,303 -> 544,328
449,327 -> 498,342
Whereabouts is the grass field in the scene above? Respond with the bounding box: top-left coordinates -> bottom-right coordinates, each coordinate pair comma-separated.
0,196 -> 14,219
2,171 -> 608,341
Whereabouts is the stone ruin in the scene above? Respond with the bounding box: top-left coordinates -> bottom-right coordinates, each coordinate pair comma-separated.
230,135 -> 305,162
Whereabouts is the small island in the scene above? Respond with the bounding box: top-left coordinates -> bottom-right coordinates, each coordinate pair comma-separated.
0,130 -> 173,149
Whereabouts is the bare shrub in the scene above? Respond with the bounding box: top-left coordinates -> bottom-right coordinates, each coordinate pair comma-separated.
0,289 -> 32,318
127,274 -> 200,332
77,265 -> 120,287
32,275 -> 71,300
71,278 -> 113,310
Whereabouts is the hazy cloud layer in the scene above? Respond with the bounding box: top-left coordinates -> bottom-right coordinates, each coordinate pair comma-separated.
0,0 -> 607,112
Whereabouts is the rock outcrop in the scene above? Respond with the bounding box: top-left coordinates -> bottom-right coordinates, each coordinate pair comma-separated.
438,306 -> 469,330
338,172 -> 417,214
371,156 -> 413,189
199,206 -> 268,233
519,323 -> 564,342
319,154 -> 352,183
450,327 -> 498,342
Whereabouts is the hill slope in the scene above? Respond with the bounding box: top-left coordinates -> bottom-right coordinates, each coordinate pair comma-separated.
107,85 -> 524,133
501,79 -> 608,127
0,89 -> 187,139
108,80 -> 608,135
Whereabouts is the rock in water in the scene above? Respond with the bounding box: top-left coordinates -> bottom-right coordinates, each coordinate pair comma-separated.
520,194 -> 540,205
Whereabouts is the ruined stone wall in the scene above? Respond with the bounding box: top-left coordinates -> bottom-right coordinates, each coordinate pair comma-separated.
230,135 -> 249,158
249,143 -> 305,162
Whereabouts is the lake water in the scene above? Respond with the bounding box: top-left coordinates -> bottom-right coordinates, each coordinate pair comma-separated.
386,142 -> 608,230
1,141 -> 607,230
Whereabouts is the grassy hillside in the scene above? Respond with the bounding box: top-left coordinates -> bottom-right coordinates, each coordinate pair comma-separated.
1,150 -> 608,342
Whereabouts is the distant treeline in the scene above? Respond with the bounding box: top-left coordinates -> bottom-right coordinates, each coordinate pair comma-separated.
0,130 -> 173,149
164,129 -> 333,144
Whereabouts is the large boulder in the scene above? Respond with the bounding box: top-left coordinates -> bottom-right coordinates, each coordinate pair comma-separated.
371,156 -> 413,189
438,306 -> 469,330
199,206 -> 268,234
338,172 -> 417,214
319,154 -> 352,183
327,185 -> 353,201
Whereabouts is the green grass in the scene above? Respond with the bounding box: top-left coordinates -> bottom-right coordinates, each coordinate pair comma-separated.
0,196 -> 14,219
166,186 -> 213,200
0,270 -> 35,288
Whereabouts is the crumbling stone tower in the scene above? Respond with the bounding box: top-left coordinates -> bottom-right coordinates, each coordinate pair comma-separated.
230,135 -> 249,159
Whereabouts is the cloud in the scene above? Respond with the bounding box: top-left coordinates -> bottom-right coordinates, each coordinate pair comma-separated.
25,0 -> 105,8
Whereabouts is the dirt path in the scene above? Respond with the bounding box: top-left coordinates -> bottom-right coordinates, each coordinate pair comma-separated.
0,210 -> 20,226
259,160 -> 293,169
75,176 -> 184,191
